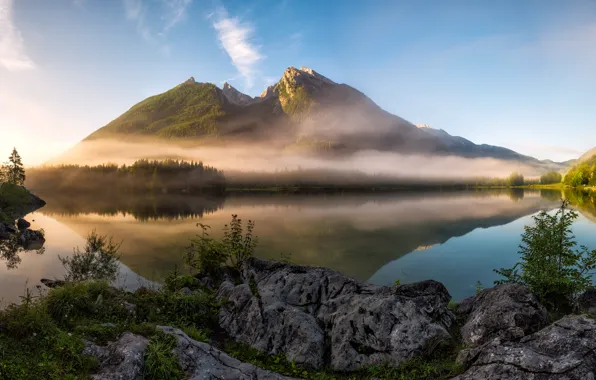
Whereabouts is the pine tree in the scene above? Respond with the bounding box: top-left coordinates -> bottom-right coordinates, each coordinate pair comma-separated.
7,148 -> 26,186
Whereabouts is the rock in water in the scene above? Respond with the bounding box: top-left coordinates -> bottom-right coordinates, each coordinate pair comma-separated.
0,223 -> 8,239
41,278 -> 66,288
457,284 -> 548,347
17,218 -> 31,230
19,228 -> 45,249
84,333 -> 149,380
158,326 -> 297,380
216,258 -> 455,371
454,315 -> 596,380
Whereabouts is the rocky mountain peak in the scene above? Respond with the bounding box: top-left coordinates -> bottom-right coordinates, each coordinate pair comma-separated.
183,77 -> 196,84
415,123 -> 435,130
221,82 -> 254,106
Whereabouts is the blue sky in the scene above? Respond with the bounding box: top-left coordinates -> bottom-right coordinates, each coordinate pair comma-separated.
1,0 -> 595,165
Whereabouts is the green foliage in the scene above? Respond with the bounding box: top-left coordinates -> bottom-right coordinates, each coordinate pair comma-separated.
494,200 -> 596,311
564,155 -> 596,187
223,214 -> 258,266
59,230 -> 121,283
143,331 -> 184,380
508,172 -> 525,187
394,280 -> 401,286
0,182 -> 31,221
540,171 -> 563,185
1,148 -> 26,186
185,215 -> 258,276
475,281 -> 484,295
89,82 -> 226,139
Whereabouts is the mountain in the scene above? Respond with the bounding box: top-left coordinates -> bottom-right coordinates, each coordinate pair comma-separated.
81,66 -> 569,169
578,147 -> 596,163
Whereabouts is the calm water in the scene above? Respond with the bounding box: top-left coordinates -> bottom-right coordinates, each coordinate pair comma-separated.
2,189 -> 596,304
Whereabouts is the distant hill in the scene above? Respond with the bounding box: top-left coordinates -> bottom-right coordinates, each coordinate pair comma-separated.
78,66 -> 570,171
578,147 -> 596,163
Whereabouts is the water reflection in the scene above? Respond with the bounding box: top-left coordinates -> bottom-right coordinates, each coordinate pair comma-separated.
3,188 -> 596,304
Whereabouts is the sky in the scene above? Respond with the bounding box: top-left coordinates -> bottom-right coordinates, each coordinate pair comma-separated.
1,0 -> 596,166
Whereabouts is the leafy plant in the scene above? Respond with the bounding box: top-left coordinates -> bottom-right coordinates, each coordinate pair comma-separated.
494,200 -> 596,311
185,215 -> 258,276
143,331 -> 184,379
59,230 -> 121,283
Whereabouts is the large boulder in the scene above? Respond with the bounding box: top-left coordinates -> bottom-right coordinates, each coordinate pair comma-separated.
216,258 -> 455,371
454,315 -> 596,380
158,326 -> 296,380
457,284 -> 548,348
0,223 -> 8,239
84,333 -> 149,380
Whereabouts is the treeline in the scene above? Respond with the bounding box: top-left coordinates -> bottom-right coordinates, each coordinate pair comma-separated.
563,155 -> 596,187
27,159 -> 226,195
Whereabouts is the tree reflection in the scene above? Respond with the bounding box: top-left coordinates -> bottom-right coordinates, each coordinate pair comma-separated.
0,234 -> 45,269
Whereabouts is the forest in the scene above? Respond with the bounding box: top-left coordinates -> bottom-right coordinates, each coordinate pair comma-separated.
26,159 -> 226,195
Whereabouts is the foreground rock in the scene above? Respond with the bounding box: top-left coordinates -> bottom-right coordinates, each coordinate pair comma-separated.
158,326 -> 296,380
16,218 -> 30,230
216,258 -> 455,371
84,333 -> 149,380
454,315 -> 596,380
457,284 -> 548,347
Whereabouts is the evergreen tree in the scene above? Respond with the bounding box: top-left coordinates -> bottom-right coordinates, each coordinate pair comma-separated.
6,148 -> 25,186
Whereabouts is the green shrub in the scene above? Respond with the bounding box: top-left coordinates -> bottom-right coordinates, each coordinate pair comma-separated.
495,200 -> 596,311
59,230 -> 121,282
185,215 -> 258,276
143,331 -> 184,379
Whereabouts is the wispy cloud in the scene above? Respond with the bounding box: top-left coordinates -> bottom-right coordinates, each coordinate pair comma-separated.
162,0 -> 192,32
0,0 -> 35,71
212,7 -> 263,89
123,0 -> 192,44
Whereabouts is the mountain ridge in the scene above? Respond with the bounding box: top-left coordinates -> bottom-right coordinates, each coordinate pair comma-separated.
80,66 -> 570,171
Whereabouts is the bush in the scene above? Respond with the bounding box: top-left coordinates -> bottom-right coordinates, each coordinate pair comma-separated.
494,200 -> 596,311
184,215 -> 258,276
540,171 -> 562,185
59,230 -> 121,282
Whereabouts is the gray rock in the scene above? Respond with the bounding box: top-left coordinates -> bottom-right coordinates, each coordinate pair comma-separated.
578,288 -> 596,315
217,258 -> 455,371
17,218 -> 30,230
158,326 -> 296,380
84,333 -> 149,380
179,287 -> 193,296
458,284 -> 548,348
454,315 -> 596,380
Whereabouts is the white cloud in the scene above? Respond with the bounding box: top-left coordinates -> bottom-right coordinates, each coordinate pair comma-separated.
0,0 -> 35,71
212,8 -> 263,89
123,0 -> 191,44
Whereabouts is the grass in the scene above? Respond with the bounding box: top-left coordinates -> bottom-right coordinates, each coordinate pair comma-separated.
225,342 -> 463,380
143,330 -> 184,380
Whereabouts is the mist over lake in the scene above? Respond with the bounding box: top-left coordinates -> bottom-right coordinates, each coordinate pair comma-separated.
3,188 -> 596,304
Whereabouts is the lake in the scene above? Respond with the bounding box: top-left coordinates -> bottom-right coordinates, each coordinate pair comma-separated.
2,188 -> 596,305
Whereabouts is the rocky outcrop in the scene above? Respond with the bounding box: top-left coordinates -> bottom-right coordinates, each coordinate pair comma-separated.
17,218 -> 30,230
158,326 -> 296,380
454,315 -> 596,380
222,82 -> 255,106
84,333 -> 149,380
578,288 -> 596,315
458,284 -> 548,347
216,258 -> 455,371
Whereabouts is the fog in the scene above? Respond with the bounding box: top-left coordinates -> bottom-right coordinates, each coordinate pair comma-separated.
48,138 -> 541,181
